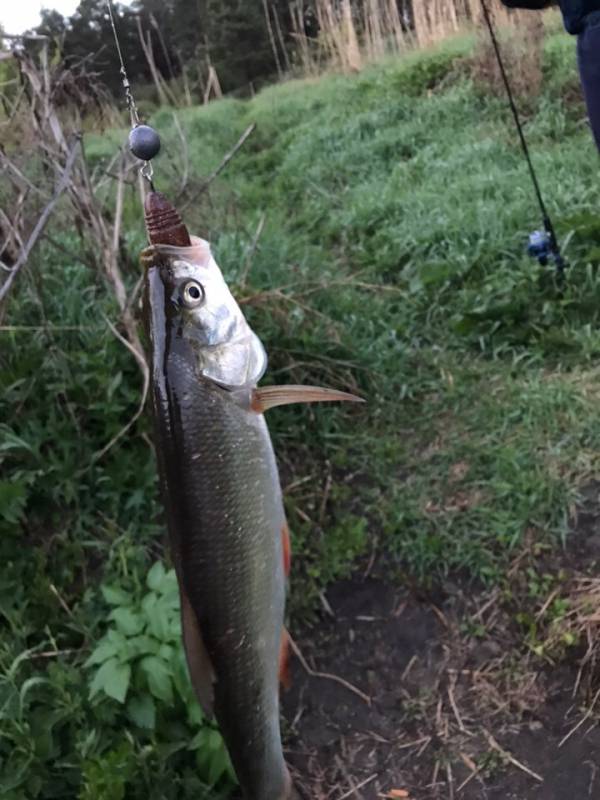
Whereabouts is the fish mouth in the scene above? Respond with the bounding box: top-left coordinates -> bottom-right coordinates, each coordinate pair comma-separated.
140,238 -> 212,270
140,246 -> 159,271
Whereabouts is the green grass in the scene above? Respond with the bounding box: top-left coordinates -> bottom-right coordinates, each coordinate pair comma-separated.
4,28 -> 600,798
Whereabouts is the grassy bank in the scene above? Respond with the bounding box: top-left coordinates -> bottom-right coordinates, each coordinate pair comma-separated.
3,28 -> 600,798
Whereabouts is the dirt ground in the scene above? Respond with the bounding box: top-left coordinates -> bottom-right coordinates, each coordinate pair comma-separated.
283,484 -> 600,800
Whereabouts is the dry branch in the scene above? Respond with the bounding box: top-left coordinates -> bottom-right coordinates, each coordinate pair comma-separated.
483,731 -> 543,783
0,135 -> 81,306
136,16 -> 176,107
263,0 -> 283,78
240,213 -> 266,288
10,43 -> 150,464
272,5 -> 292,72
288,634 -> 371,705
172,112 -> 190,194
180,123 -> 256,212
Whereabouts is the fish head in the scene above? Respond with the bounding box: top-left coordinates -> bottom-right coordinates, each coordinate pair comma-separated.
141,236 -> 267,389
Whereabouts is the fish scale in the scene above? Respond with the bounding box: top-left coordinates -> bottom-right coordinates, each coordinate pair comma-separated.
146,264 -> 289,799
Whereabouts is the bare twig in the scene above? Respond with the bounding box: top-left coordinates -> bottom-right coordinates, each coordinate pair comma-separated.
0,325 -> 96,332
272,4 -> 292,72
0,135 -> 80,306
288,634 -> 371,705
1,32 -> 49,40
318,461 -> 333,527
318,590 -> 335,618
26,649 -> 81,659
335,755 -> 364,800
559,686 -> 600,748
446,762 -> 455,800
49,583 -> 74,618
484,731 -> 543,782
112,153 -> 126,259
135,17 -> 176,107
172,112 -> 190,195
203,64 -> 223,105
457,754 -> 483,793
447,672 -> 470,734
240,213 -> 266,288
180,123 -> 256,212
0,146 -> 48,198
337,774 -> 377,800
401,654 -> 418,682
263,0 -> 283,78
90,314 -> 150,463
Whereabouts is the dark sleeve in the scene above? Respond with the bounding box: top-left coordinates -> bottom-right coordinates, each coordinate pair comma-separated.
500,0 -> 554,7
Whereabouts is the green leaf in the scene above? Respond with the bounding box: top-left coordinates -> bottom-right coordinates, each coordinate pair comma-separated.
106,371 -> 123,400
126,634 -> 159,657
101,585 -> 131,606
188,729 -> 208,751
140,656 -> 173,703
127,694 -> 156,730
89,658 -> 131,704
84,639 -> 118,668
0,750 -> 34,792
0,429 -> 35,455
19,677 -> 51,707
0,481 -> 27,524
141,592 -> 157,617
158,643 -> 175,662
161,570 -> 180,603
208,746 -> 232,787
147,598 -> 174,642
106,629 -> 128,649
109,608 -> 144,637
146,562 -> 166,592
207,729 -> 223,752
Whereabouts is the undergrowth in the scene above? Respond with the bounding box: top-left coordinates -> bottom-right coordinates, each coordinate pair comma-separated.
3,28 -> 600,799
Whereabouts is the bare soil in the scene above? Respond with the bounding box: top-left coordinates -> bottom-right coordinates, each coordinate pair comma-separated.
283,484 -> 600,800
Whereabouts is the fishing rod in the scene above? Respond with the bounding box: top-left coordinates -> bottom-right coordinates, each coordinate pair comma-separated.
480,0 -> 567,278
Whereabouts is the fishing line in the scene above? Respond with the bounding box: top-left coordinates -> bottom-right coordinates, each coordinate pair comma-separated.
479,0 -> 566,278
105,0 -> 158,189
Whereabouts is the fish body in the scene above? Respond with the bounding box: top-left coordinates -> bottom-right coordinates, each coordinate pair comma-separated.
142,236 -> 293,800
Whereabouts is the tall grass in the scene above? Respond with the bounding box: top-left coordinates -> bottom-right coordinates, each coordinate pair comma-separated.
288,0 -> 544,75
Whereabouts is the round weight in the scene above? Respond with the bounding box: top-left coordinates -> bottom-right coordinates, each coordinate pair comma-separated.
129,125 -> 161,161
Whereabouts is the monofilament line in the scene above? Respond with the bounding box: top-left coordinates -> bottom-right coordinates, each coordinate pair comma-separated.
105,0 -> 140,127
105,0 -> 155,187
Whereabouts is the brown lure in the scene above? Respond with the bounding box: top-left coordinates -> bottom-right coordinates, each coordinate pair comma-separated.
144,191 -> 192,247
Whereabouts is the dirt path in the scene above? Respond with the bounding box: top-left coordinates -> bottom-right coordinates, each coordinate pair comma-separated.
283,573 -> 600,800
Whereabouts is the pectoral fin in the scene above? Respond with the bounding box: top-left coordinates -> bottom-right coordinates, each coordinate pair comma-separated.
251,385 -> 364,414
180,586 -> 215,717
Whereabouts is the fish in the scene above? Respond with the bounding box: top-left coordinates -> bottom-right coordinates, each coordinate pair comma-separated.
141,191 -> 362,800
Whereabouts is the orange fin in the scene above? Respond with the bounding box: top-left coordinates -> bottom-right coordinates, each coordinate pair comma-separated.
180,585 -> 215,717
251,385 -> 364,414
282,522 -> 291,578
279,627 -> 292,690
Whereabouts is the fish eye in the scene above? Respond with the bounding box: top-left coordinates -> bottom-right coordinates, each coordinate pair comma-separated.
180,280 -> 205,309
